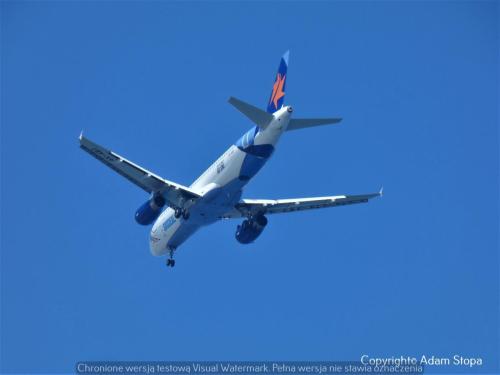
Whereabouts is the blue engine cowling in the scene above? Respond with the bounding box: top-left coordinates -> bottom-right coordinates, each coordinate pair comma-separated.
135,194 -> 166,225
235,215 -> 268,244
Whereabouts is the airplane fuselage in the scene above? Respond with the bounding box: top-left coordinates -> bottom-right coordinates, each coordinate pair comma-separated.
79,50 -> 379,269
149,106 -> 292,255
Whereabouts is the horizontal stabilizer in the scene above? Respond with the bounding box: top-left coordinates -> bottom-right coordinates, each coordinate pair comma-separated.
229,97 -> 274,129
287,118 -> 342,131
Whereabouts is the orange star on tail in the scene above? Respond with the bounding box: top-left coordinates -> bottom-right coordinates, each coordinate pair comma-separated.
270,73 -> 286,110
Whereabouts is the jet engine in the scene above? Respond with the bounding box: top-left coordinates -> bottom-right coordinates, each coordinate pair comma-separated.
135,194 -> 166,225
235,215 -> 268,244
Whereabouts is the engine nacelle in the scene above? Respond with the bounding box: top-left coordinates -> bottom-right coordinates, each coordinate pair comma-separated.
134,194 -> 166,225
235,215 -> 268,244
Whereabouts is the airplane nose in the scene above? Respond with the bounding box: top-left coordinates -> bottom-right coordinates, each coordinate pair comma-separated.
149,230 -> 167,256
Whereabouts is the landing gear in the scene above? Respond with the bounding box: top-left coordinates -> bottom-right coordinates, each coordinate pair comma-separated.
174,207 -> 190,220
174,208 -> 182,219
166,248 -> 176,267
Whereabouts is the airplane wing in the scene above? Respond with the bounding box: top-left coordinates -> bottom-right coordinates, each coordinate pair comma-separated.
221,190 -> 382,218
79,133 -> 200,206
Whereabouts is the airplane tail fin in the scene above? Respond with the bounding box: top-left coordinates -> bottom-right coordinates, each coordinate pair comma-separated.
266,51 -> 289,113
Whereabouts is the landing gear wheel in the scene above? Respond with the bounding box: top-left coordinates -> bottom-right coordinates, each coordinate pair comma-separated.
182,210 -> 190,220
166,248 -> 176,267
174,208 -> 182,219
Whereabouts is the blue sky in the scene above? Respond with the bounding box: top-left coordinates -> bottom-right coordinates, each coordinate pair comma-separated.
1,1 -> 498,373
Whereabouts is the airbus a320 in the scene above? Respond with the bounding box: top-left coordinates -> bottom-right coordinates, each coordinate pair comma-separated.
80,51 -> 381,267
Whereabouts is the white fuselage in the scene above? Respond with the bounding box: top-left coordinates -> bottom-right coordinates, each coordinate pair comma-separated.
149,106 -> 292,255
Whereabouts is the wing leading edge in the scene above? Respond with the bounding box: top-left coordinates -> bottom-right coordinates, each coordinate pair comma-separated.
79,133 -> 200,207
222,190 -> 382,218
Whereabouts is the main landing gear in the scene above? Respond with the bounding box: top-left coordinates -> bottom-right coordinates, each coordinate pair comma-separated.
174,208 -> 190,220
166,248 -> 176,268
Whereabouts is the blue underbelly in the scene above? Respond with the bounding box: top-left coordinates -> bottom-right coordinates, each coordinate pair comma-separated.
238,153 -> 268,181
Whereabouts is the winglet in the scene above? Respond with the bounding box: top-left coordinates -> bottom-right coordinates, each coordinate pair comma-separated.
79,130 -> 84,142
379,186 -> 384,197
282,50 -> 290,65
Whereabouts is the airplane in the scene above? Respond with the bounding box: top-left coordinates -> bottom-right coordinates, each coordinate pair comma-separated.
79,51 -> 381,267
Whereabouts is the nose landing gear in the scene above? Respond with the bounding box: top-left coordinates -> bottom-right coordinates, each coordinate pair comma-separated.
166,258 -> 176,267
166,248 -> 176,267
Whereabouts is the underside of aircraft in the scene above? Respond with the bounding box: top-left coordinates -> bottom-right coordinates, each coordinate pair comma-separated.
79,51 -> 381,267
